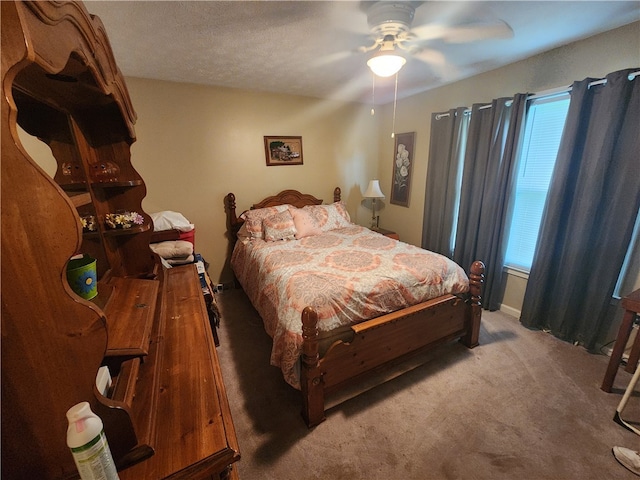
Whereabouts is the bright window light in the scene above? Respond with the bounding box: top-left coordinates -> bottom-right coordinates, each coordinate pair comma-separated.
504,94 -> 570,271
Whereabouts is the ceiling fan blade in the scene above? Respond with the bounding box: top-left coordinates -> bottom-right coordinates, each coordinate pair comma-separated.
311,24 -> 371,68
411,47 -> 447,67
408,19 -> 513,44
401,24 -> 450,42
312,49 -> 357,68
440,20 -> 514,43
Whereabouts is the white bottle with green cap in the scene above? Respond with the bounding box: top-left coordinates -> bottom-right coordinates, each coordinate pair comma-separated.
66,402 -> 119,480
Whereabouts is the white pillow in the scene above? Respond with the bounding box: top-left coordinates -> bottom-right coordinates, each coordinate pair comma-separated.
150,211 -> 194,232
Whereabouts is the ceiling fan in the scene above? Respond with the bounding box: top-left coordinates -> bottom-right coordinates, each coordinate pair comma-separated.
360,1 -> 514,77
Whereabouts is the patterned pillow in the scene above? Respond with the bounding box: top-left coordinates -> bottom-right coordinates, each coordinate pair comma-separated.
290,207 -> 323,239
263,210 -> 297,242
240,204 -> 291,239
236,223 -> 251,242
302,202 -> 351,232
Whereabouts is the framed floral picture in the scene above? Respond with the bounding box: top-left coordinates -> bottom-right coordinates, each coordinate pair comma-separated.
390,132 -> 415,206
264,136 -> 304,166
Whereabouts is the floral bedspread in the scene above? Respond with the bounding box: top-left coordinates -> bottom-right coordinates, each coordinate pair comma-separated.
231,225 -> 469,389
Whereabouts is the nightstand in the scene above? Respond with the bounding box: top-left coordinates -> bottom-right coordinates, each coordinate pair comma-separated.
372,227 -> 399,240
601,288 -> 640,392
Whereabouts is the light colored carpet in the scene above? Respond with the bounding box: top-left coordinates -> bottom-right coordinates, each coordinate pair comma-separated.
215,288 -> 640,480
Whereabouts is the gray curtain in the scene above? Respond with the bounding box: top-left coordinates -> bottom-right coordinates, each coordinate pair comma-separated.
422,107 -> 468,257
520,69 -> 640,350
453,95 -> 528,310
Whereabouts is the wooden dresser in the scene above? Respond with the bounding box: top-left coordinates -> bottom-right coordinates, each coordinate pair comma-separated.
1,1 -> 239,478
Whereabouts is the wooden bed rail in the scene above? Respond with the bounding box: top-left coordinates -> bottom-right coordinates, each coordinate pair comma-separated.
301,260 -> 485,428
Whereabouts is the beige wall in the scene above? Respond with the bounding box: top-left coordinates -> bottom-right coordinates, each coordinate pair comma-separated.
19,22 -> 638,308
123,81 -> 379,283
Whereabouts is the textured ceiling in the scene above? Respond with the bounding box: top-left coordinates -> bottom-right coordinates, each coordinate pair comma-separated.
87,1 -> 640,104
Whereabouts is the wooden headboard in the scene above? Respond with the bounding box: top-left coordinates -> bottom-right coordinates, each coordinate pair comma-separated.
225,187 -> 342,239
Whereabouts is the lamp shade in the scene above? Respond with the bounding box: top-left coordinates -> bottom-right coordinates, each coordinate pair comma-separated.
367,53 -> 406,77
364,180 -> 385,198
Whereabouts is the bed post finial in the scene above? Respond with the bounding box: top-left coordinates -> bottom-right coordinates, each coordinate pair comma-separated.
333,187 -> 341,203
461,260 -> 484,348
301,306 -> 325,427
226,193 -> 238,225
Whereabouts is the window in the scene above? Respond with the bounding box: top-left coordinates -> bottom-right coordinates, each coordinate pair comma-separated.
614,208 -> 640,298
504,94 -> 570,271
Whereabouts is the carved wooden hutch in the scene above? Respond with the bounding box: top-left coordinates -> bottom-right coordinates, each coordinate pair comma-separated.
1,1 -> 239,478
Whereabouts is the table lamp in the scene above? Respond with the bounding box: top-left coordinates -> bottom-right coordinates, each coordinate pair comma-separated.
363,179 -> 385,229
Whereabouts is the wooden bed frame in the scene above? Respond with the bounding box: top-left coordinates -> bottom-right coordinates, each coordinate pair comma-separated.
225,187 -> 484,428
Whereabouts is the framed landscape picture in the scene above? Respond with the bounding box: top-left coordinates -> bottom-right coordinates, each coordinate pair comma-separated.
390,132 -> 415,207
264,136 -> 304,166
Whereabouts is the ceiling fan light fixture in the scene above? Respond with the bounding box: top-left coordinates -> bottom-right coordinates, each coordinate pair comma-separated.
367,51 -> 406,77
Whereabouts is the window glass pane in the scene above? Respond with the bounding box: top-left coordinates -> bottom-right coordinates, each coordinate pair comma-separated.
505,94 -> 570,270
614,207 -> 640,297
449,111 -> 470,255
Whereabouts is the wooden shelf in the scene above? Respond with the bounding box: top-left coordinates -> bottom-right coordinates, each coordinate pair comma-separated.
61,180 -> 144,190
103,277 -> 159,358
110,357 -> 141,406
68,191 -> 92,207
92,179 -> 144,188
102,223 -> 150,237
59,182 -> 89,192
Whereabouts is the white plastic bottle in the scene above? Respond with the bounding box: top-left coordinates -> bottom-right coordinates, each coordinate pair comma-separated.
66,402 -> 120,480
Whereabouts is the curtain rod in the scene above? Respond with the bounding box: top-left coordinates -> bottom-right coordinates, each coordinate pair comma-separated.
435,70 -> 640,120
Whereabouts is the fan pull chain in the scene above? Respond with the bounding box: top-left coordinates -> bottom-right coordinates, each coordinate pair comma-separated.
391,72 -> 399,138
371,73 -> 375,116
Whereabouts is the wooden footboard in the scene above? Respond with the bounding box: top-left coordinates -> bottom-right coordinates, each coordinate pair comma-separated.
301,260 -> 485,428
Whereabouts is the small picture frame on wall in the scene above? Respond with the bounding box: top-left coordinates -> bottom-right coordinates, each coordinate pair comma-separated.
390,132 -> 415,207
264,136 -> 304,166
